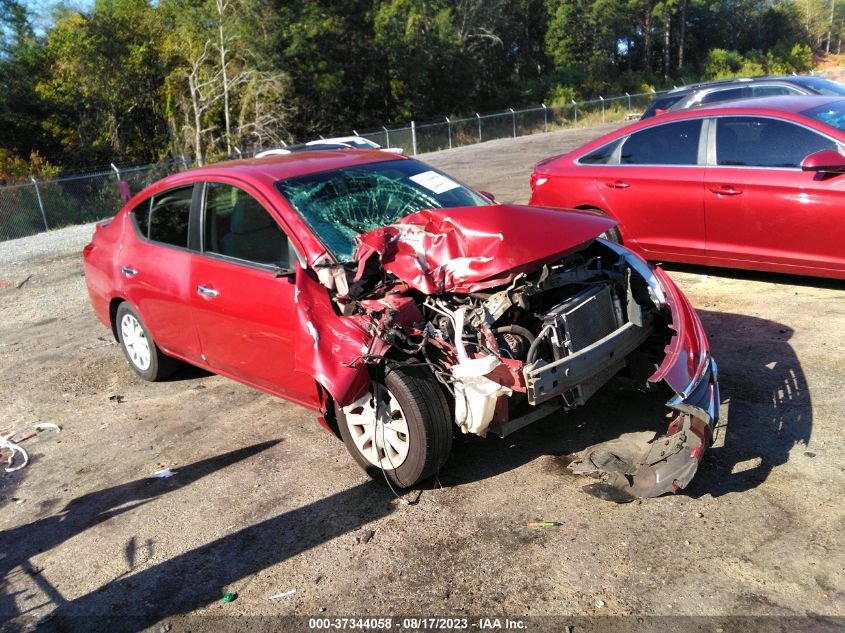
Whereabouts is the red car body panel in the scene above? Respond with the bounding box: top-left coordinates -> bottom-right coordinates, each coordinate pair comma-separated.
530,96 -> 845,279
354,205 -> 617,294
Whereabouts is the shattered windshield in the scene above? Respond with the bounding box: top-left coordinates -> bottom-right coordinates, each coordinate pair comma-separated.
275,159 -> 489,261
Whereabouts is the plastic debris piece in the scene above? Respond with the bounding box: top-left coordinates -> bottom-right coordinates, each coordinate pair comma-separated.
11,431 -> 36,443
151,468 -> 175,478
222,592 -> 237,603
16,274 -> 32,289
0,433 -> 29,472
596,599 -> 606,608
527,521 -> 563,528
269,589 -> 296,600
99,422 -> 109,430
35,423 -> 61,433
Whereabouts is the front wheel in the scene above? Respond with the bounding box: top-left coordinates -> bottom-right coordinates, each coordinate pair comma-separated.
338,364 -> 452,488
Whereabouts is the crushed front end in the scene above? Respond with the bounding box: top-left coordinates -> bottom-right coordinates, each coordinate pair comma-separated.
308,207 -> 718,499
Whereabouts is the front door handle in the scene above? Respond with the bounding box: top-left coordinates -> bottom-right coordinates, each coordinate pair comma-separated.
121,266 -> 138,277
709,185 -> 743,196
196,285 -> 219,298
605,180 -> 630,189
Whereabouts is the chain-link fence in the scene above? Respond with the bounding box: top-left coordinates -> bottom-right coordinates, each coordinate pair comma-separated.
0,89 -> 664,243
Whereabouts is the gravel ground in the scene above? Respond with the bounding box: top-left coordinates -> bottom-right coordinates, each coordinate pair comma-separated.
1,122 -> 844,632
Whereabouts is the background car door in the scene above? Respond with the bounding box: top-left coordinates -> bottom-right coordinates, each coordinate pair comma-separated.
190,181 -> 318,406
598,118 -> 706,260
704,116 -> 845,274
119,185 -> 203,362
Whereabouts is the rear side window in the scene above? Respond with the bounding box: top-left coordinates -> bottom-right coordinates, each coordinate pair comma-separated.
620,120 -> 702,165
579,140 -> 620,164
716,117 -> 836,167
641,95 -> 685,119
700,87 -> 748,104
751,85 -> 803,97
203,183 -> 289,266
130,199 -> 150,238
149,186 -> 193,247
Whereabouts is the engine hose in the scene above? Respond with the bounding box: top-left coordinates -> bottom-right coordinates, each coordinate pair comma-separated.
492,324 -> 536,346
525,324 -> 553,365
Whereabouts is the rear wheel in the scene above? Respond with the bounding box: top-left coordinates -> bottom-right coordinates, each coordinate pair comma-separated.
115,302 -> 180,381
582,207 -> 622,243
338,364 -> 452,488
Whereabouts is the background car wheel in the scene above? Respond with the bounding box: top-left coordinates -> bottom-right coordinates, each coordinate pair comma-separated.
115,302 -> 180,381
582,207 -> 622,243
338,364 -> 452,488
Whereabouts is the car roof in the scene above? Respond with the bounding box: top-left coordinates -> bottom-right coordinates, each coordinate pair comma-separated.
155,149 -> 406,188
665,75 -> 815,95
694,94 -> 845,114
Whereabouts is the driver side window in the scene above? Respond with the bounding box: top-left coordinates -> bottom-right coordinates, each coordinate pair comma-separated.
203,183 -> 289,267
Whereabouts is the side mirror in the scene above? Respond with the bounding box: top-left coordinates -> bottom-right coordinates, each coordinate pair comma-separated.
801,149 -> 845,174
479,191 -> 497,203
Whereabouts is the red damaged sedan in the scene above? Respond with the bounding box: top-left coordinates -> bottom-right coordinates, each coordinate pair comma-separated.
83,151 -> 718,498
530,96 -> 845,280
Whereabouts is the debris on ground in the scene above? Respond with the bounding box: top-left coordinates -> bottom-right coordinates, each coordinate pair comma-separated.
99,422 -> 109,430
1,433 -> 29,473
527,521 -> 563,527
151,468 -> 175,478
10,431 -> 36,443
595,599 -> 606,608
362,529 -> 375,544
35,423 -> 61,433
109,394 -> 125,403
222,592 -> 237,603
270,589 -> 296,600
16,274 -> 32,289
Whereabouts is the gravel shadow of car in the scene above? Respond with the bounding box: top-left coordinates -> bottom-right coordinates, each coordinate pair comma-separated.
438,310 -> 811,501
0,441 -> 396,631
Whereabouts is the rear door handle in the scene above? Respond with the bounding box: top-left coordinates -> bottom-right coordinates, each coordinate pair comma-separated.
121,266 -> 138,277
605,181 -> 630,189
196,285 -> 219,298
709,185 -> 743,196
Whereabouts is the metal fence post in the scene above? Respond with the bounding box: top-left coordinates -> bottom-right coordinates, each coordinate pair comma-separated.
29,175 -> 49,232
542,103 -> 548,132
476,113 -> 482,141
600,96 -> 605,123
572,100 -> 578,124
382,126 -> 390,148
411,120 -> 418,155
510,108 -> 516,138
626,92 -> 631,112
445,117 -> 452,149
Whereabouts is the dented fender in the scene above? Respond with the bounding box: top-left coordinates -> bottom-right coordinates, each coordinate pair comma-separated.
293,264 -> 373,408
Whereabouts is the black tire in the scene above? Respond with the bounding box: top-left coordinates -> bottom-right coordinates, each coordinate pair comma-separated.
582,207 -> 622,243
115,302 -> 180,381
338,364 -> 453,488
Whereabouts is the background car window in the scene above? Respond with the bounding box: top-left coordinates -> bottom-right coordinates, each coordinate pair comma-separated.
751,85 -> 802,97
204,183 -> 288,266
149,186 -> 193,247
130,198 -> 150,238
620,120 -> 702,165
716,117 -> 836,167
641,94 -> 685,119
699,87 -> 748,104
579,140 -> 620,164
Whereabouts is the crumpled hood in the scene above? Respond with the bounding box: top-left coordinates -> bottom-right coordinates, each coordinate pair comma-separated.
353,204 -> 617,294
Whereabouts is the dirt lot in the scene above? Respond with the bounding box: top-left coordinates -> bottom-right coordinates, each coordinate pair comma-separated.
1,123 -> 845,631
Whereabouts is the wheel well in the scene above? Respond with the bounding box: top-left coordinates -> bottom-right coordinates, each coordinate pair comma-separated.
574,206 -> 623,242
108,297 -> 125,341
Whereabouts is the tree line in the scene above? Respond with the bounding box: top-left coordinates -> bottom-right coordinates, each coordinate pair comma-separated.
0,0 -> 840,180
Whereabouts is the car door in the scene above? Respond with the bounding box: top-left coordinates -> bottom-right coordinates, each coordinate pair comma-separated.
119,184 -> 204,362
190,180 -> 318,406
598,118 -> 707,260
704,115 -> 845,274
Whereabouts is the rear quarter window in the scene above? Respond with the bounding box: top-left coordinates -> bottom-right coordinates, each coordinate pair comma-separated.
130,199 -> 151,238
149,186 -> 194,248
578,140 -> 620,164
